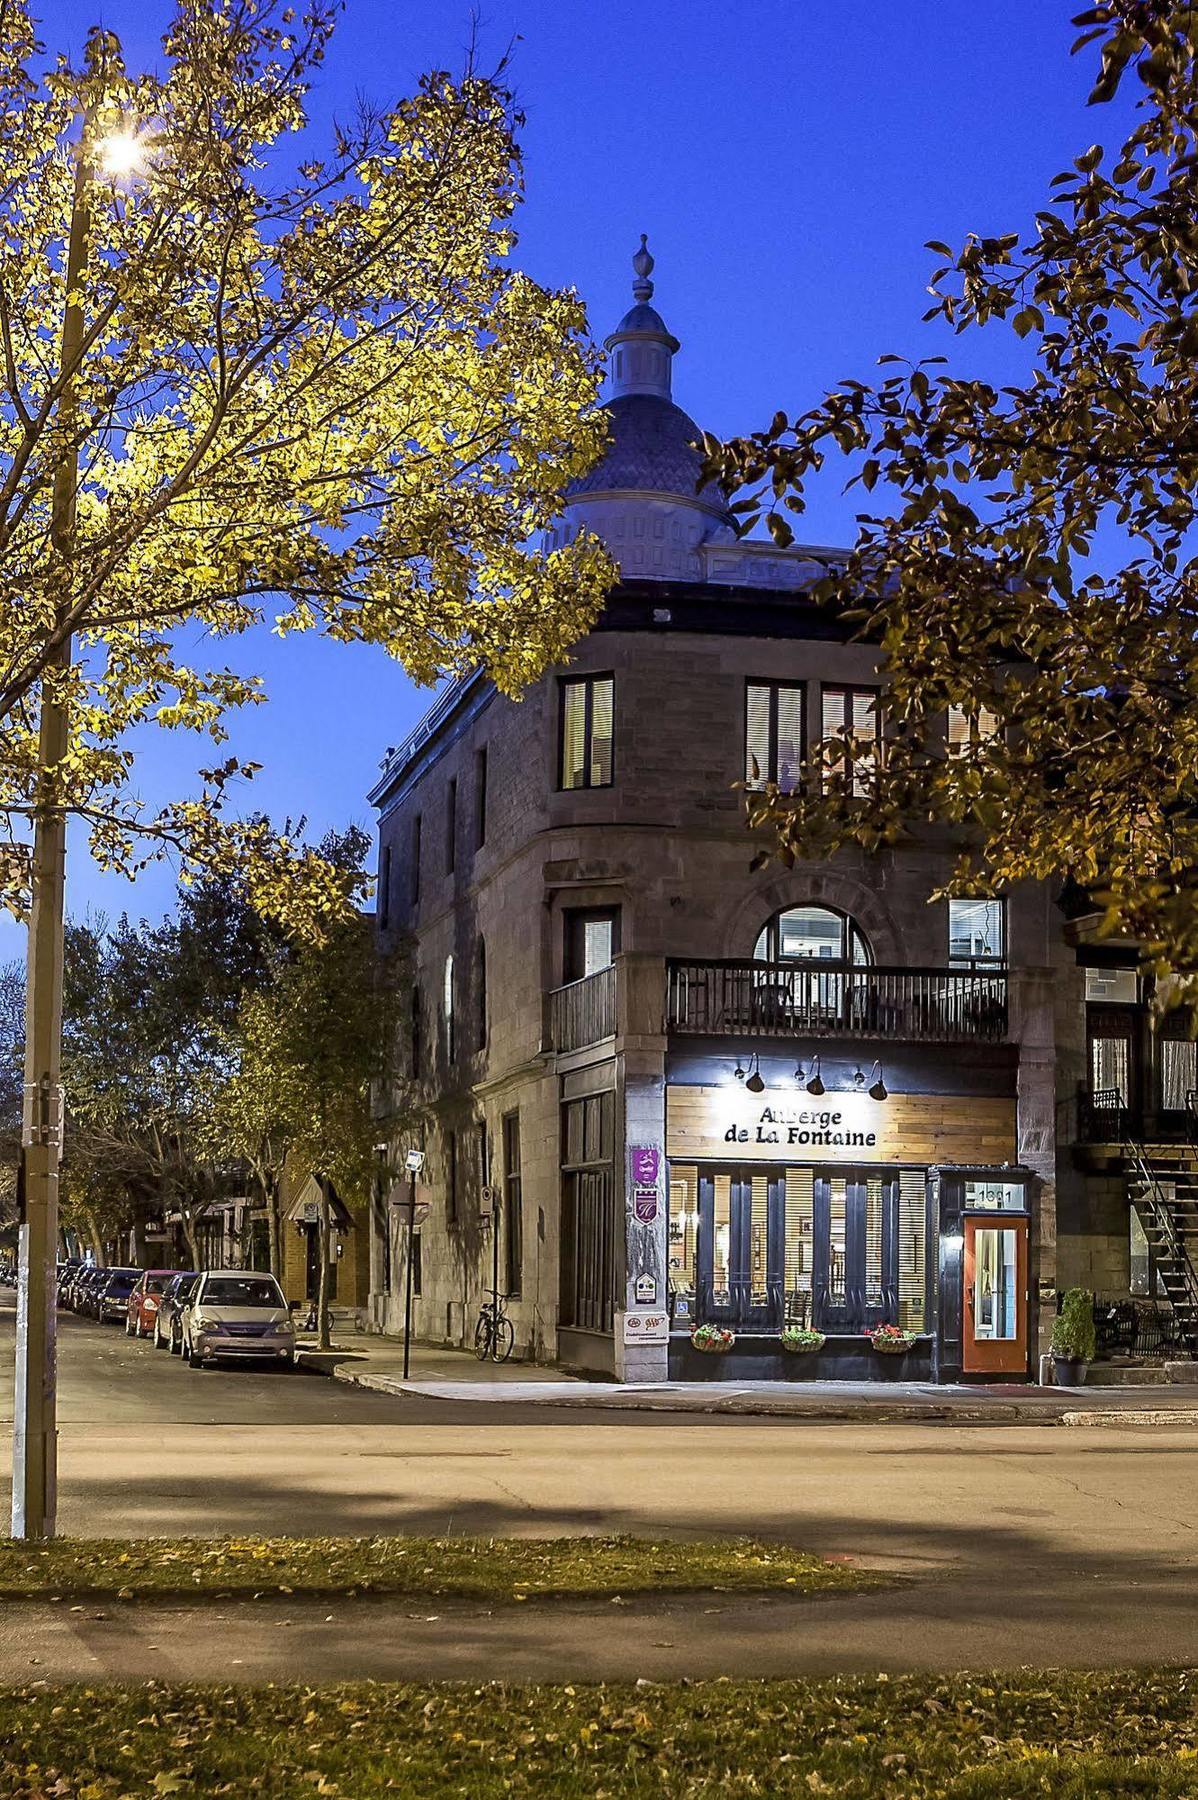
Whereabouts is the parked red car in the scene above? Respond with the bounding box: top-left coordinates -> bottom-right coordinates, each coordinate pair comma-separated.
125,1270 -> 176,1339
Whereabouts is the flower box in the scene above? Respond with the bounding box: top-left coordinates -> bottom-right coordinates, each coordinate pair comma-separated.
780,1327 -> 826,1354
691,1324 -> 735,1354
866,1324 -> 917,1356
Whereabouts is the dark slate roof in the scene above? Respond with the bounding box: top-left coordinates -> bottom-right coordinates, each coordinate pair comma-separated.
567,393 -> 728,506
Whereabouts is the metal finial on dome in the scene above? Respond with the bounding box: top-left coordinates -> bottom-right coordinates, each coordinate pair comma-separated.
631,233 -> 654,303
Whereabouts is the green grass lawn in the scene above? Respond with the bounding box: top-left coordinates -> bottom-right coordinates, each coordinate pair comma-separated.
1,1670 -> 1196,1797
0,1533 -> 879,1602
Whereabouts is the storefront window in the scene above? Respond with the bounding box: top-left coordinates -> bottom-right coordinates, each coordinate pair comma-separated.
712,1173 -> 732,1308
783,1168 -> 814,1325
897,1170 -> 926,1330
668,1164 -> 698,1321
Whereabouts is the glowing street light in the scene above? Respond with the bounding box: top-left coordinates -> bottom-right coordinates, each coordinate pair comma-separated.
96,129 -> 151,182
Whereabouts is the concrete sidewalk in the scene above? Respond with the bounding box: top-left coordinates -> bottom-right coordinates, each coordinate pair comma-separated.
297,1334 -> 1198,1424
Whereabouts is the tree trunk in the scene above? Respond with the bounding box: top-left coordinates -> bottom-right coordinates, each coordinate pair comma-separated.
266,1172 -> 281,1280
317,1176 -> 332,1351
82,1206 -> 103,1265
180,1207 -> 201,1274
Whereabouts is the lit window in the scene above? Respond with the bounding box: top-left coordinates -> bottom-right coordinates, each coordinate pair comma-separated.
947,705 -> 999,757
560,674 -> 614,790
820,686 -> 880,796
948,898 -> 1005,967
754,905 -> 871,965
745,680 -> 804,792
443,953 -> 455,1061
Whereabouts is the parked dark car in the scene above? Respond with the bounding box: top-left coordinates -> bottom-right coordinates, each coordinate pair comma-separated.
155,1272 -> 198,1353
94,1268 -> 140,1324
70,1267 -> 106,1313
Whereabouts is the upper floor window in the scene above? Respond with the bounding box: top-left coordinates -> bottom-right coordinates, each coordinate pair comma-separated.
446,778 -> 457,875
947,705 -> 999,757
820,686 -> 880,796
745,679 -> 804,793
378,844 -> 391,931
475,747 -> 488,849
754,905 -> 871,966
410,815 -> 421,909
443,953 -> 455,1062
560,673 -> 614,790
948,897 -> 1006,967
564,906 -> 621,983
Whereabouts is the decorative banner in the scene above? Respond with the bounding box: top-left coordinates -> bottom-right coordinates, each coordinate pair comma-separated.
633,1189 -> 659,1224
666,1084 -> 1016,1167
630,1146 -> 660,1188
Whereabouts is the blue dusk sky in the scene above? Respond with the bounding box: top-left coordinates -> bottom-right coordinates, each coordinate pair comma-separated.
7,1 -> 1135,952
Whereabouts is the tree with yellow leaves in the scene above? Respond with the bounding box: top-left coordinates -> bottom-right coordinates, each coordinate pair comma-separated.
0,0 -> 608,915
7,0 -> 610,1539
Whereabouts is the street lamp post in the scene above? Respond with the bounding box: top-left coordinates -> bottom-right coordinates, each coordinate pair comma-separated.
402,1148 -> 425,1381
12,121 -> 148,1541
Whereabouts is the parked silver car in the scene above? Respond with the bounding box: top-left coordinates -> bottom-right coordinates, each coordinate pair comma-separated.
154,1271 -> 198,1352
181,1270 -> 296,1369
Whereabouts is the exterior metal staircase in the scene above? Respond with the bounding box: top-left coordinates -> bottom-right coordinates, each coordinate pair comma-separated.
1115,1091 -> 1198,1354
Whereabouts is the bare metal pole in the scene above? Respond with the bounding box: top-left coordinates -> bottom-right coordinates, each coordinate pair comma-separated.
12,142 -> 91,1541
402,1173 -> 415,1382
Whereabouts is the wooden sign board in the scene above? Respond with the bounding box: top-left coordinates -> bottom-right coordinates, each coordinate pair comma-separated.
665,1084 -> 1016,1168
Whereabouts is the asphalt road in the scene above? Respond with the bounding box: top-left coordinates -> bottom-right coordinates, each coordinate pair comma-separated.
3,1291 -> 1198,1677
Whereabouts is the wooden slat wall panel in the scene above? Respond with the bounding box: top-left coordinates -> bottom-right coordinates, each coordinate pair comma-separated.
666,1085 -> 1017,1166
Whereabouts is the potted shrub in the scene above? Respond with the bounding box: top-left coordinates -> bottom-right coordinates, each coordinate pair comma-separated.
780,1325 -> 826,1354
691,1323 -> 735,1355
866,1323 -> 917,1356
1051,1288 -> 1096,1387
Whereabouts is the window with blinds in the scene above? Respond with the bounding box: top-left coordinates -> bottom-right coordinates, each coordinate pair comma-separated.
745,680 -> 804,792
897,1170 -> 926,1330
820,686 -> 880,796
864,1177 -> 886,1308
947,704 -> 998,757
783,1167 -> 814,1325
560,673 -> 615,790
668,1164 -> 699,1317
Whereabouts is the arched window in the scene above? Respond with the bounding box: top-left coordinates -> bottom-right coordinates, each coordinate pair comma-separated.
754,905 -> 872,966
443,954 -> 455,1062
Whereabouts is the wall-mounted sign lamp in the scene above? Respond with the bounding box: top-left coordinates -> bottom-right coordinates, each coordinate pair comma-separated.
744,1055 -> 766,1095
868,1061 -> 889,1103
805,1054 -> 825,1097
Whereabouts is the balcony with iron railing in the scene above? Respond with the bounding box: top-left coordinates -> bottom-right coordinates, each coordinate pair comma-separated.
545,954 -> 1010,1057
666,958 -> 1009,1045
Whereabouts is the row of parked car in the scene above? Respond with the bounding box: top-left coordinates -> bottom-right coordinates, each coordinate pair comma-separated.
56,1261 -> 299,1369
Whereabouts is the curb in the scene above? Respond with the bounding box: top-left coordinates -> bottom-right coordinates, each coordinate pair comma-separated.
1060,1408 -> 1198,1427
306,1357 -> 1068,1424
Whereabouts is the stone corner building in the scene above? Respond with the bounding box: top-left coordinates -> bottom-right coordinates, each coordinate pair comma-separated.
366,241 -> 1193,1385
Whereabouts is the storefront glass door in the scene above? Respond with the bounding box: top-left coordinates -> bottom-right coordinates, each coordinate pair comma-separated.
698,1170 -> 784,1330
962,1215 -> 1027,1375
812,1171 -> 893,1332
